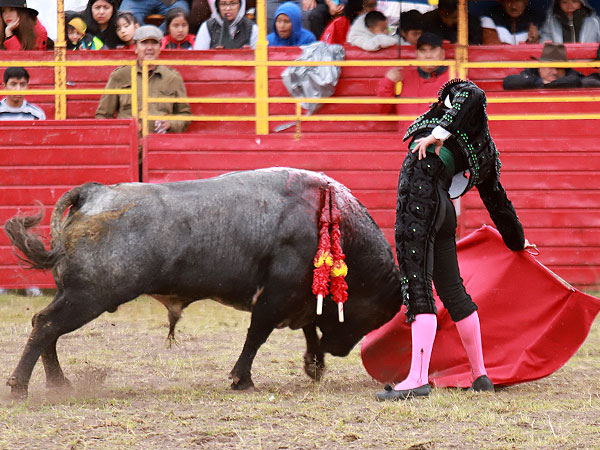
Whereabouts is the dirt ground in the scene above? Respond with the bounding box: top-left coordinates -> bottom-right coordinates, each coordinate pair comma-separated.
0,295 -> 599,450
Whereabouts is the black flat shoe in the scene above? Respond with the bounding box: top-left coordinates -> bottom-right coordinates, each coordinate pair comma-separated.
469,375 -> 495,392
375,383 -> 432,401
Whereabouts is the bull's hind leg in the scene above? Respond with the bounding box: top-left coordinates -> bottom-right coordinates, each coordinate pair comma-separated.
41,338 -> 71,389
7,290 -> 111,398
303,324 -> 325,381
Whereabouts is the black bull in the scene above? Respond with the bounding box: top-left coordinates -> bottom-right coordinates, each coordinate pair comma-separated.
4,168 -> 403,398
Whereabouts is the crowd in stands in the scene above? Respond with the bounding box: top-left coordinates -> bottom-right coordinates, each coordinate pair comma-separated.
3,0 -> 600,51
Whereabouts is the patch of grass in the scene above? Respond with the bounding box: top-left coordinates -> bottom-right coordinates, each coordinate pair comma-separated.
0,293 -> 599,449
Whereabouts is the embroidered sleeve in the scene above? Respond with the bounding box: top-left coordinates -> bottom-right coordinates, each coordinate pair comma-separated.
476,176 -> 525,251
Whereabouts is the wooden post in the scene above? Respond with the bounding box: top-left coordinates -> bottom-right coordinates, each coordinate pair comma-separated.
254,0 -> 269,134
456,0 -> 469,80
54,0 -> 67,119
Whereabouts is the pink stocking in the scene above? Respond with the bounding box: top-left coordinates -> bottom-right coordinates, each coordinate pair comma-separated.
393,313 -> 437,391
455,311 -> 487,380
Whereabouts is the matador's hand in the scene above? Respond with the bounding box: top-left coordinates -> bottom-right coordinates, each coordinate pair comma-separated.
412,134 -> 443,160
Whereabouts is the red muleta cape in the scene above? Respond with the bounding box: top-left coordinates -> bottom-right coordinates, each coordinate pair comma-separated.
361,225 -> 600,388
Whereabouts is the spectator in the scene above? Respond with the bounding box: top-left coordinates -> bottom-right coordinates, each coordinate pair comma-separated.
540,0 -> 600,43
0,0 -> 48,50
581,42 -> 600,86
27,0 -> 87,42
193,0 -> 258,49
0,67 -> 45,119
115,10 -> 139,49
95,25 -> 191,138
399,9 -> 424,45
480,0 -> 542,44
66,11 -> 105,49
118,0 -> 190,31
503,42 -> 583,89
422,0 -> 482,44
161,7 -> 195,49
267,0 -> 310,34
320,0 -> 375,45
268,1 -> 316,46
82,0 -> 120,48
347,9 -> 398,51
306,0 -> 344,40
377,32 -> 449,133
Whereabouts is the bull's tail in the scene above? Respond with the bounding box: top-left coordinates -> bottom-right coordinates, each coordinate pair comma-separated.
4,187 -> 82,271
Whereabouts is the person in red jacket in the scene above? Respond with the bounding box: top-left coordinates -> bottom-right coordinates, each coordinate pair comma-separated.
320,0 -> 375,45
377,32 -> 449,135
0,0 -> 47,50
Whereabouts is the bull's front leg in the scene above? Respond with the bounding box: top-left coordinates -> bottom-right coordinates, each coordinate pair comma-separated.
229,308 -> 276,390
302,324 -> 325,381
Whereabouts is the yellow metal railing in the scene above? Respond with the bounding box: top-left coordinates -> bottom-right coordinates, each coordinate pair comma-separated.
139,57 -> 600,135
3,54 -> 600,137
140,58 -> 458,136
0,60 -> 138,118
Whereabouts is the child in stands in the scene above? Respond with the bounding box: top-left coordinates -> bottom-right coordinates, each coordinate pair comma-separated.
66,11 -> 104,50
0,0 -> 48,50
115,10 -> 138,49
161,7 -> 195,49
399,9 -> 424,45
267,1 -> 316,46
347,9 -> 398,51
82,0 -> 120,48
320,0 -> 376,45
0,66 -> 45,120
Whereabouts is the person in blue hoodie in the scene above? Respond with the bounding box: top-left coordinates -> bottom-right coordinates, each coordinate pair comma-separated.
267,1 -> 316,46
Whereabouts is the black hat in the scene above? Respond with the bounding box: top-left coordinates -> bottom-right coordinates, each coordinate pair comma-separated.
417,32 -> 443,49
0,0 -> 38,17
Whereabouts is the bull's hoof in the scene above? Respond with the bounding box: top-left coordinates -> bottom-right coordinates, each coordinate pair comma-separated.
7,377 -> 28,399
230,374 -> 255,391
304,353 -> 325,381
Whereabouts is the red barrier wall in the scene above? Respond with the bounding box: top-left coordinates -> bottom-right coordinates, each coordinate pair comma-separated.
0,119 -> 138,289
2,44 -> 600,290
143,119 -> 600,291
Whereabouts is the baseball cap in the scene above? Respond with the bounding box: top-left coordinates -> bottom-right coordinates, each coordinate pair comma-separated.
133,25 -> 164,43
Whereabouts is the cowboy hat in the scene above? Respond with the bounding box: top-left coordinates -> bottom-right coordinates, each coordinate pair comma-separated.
532,43 -> 568,62
0,0 -> 38,17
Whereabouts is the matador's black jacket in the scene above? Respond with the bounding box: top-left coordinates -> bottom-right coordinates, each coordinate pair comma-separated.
403,79 -> 525,252
395,79 -> 525,322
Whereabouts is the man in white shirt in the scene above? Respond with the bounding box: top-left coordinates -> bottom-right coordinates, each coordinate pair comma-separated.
0,67 -> 46,121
